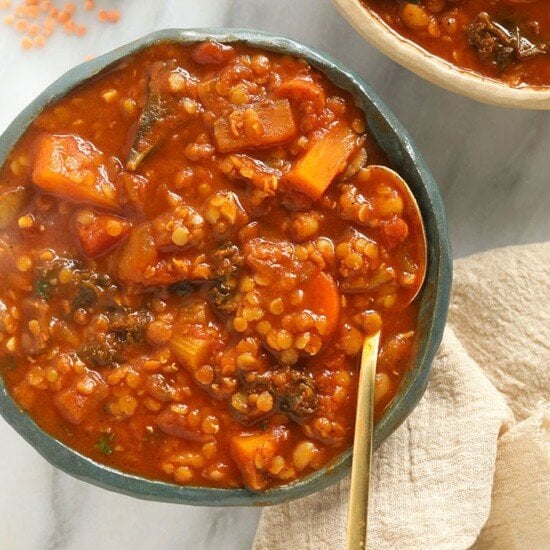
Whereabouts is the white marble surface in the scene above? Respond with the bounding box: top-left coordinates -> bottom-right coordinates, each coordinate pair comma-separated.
0,1 -> 548,549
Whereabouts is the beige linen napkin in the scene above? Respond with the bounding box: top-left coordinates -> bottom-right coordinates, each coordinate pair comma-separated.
253,242 -> 550,550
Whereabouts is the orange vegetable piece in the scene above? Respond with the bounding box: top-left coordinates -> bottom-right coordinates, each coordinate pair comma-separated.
230,428 -> 288,491
117,172 -> 149,212
74,210 -> 131,258
32,134 -> 119,209
301,271 -> 341,337
117,223 -> 157,283
214,100 -> 297,153
286,124 -> 359,200
53,372 -> 109,425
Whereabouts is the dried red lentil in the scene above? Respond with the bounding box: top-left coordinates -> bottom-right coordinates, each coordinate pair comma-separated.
1,0 -> 121,50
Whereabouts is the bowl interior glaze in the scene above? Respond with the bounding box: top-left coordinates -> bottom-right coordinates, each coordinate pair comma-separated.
0,28 -> 452,506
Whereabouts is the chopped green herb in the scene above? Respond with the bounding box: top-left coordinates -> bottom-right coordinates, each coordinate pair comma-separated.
259,420 -> 268,431
79,334 -> 121,368
72,284 -> 97,311
95,433 -> 115,455
36,279 -> 51,300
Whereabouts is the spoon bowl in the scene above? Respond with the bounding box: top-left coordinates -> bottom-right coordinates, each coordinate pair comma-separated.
360,164 -> 428,306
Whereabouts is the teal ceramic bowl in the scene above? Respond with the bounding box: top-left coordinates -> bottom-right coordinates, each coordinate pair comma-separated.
0,29 -> 451,506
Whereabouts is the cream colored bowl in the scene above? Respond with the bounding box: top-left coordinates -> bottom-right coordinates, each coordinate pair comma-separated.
332,0 -> 550,110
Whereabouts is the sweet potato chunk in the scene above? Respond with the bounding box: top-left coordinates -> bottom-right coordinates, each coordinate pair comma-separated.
286,124 -> 359,200
32,134 -> 118,209
74,210 -> 131,258
214,100 -> 297,153
230,428 -> 288,491
53,371 -> 109,425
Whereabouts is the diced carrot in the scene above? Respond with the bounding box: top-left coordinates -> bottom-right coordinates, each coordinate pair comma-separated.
301,271 -> 340,337
275,76 -> 325,108
230,428 -> 287,491
32,134 -> 119,209
74,210 -> 131,258
214,100 -> 297,153
117,223 -> 157,283
286,124 -> 359,200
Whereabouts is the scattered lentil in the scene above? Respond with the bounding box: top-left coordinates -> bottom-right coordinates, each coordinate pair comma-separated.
2,1 -> 122,50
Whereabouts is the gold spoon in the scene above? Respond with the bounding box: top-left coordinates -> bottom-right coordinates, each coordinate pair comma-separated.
346,330 -> 380,550
346,166 -> 427,550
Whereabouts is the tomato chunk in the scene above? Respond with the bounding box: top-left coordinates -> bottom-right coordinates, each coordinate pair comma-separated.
191,41 -> 235,65
275,76 -> 326,108
53,372 -> 109,425
74,210 -> 131,258
156,404 -> 212,443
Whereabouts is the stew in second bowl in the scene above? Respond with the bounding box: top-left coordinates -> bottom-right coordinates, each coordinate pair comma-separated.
359,0 -> 550,88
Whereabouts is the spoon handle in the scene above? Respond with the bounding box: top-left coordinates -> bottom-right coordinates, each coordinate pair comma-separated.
346,331 -> 380,550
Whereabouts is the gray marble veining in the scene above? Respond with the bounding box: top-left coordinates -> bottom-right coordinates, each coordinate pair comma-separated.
0,1 -> 548,549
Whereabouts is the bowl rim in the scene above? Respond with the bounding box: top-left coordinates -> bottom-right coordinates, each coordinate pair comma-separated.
0,28 -> 452,506
332,0 -> 550,110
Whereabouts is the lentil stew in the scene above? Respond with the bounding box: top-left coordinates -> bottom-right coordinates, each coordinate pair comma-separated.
360,0 -> 550,87
0,40 -> 425,491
